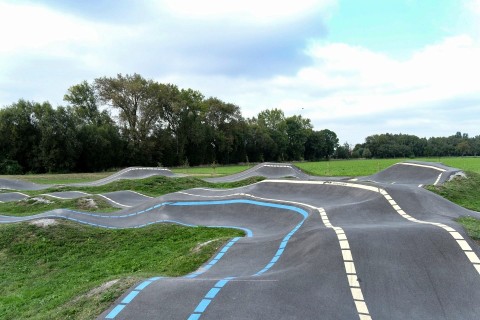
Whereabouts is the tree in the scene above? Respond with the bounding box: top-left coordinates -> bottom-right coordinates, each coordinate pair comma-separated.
64,81 -> 99,124
305,129 -> 339,160
257,109 -> 288,161
363,147 -> 372,159
285,115 -> 312,161
335,142 -> 351,159
95,73 -> 162,163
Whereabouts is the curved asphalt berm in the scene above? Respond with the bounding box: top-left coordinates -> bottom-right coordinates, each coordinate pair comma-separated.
1,161 -> 480,319
360,161 -> 462,186
0,167 -> 180,191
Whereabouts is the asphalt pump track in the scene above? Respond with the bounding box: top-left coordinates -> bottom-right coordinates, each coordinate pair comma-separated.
1,162 -> 480,319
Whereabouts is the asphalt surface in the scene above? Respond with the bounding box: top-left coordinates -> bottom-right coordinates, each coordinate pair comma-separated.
0,167 -> 179,191
1,161 -> 480,319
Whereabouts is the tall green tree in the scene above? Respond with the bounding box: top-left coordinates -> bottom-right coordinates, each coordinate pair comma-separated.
95,73 -> 162,163
257,108 -> 288,161
285,115 -> 312,161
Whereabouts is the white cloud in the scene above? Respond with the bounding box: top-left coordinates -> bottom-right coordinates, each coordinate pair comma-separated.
160,0 -> 335,23
0,2 -> 99,54
0,1 -> 478,144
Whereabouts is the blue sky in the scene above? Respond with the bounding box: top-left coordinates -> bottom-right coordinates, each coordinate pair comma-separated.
0,0 -> 479,145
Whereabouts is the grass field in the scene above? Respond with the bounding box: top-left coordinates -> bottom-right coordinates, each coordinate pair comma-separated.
6,176 -> 264,198
2,172 -> 114,185
171,164 -> 250,176
0,220 -> 244,320
174,157 -> 480,177
1,157 -> 479,319
0,176 -> 264,216
0,195 -> 119,216
3,158 -> 478,184
427,171 -> 480,212
457,216 -> 480,245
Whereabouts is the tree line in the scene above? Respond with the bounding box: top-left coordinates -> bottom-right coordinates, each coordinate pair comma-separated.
347,132 -> 480,159
0,74 -> 340,174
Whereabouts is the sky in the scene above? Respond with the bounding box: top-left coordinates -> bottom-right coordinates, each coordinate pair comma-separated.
0,0 -> 479,145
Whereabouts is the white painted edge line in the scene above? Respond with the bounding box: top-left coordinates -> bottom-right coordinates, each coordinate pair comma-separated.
433,173 -> 443,186
379,188 -> 480,275
189,180 -> 265,192
398,162 -> 446,172
40,193 -> 85,200
178,190 -> 372,319
127,190 -> 154,198
96,194 -> 132,208
207,163 -> 299,181
9,191 -> 29,197
88,167 -> 172,184
262,179 -> 381,193
318,208 -> 372,320
40,191 -> 92,200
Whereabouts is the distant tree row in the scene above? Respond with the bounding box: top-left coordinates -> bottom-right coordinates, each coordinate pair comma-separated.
0,74 -> 340,174
348,132 -> 480,159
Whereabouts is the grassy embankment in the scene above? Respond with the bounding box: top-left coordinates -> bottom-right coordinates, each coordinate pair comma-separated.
0,176 -> 263,216
1,173 -> 257,319
426,170 -> 480,245
173,157 -> 480,177
0,221 -> 244,320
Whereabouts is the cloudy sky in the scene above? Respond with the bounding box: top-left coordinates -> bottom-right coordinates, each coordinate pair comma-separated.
1,0 -> 479,144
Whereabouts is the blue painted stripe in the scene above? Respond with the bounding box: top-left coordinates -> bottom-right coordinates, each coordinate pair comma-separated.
170,199 -> 308,219
185,237 -> 241,279
103,277 -> 163,319
187,277 -> 234,319
135,281 -> 152,290
194,299 -> 212,312
214,279 -> 229,288
121,290 -> 139,304
99,198 -> 308,318
253,219 -> 306,276
105,305 -> 125,319
205,288 -> 221,299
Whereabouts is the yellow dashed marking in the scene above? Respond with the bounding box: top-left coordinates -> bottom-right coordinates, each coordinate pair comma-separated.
381,188 -> 480,277
351,287 -> 365,301
342,250 -> 353,261
465,251 -> 480,264
450,232 -> 463,240
345,262 -> 356,274
354,300 -> 370,314
318,209 -> 371,319
339,240 -> 350,249
457,240 -> 473,251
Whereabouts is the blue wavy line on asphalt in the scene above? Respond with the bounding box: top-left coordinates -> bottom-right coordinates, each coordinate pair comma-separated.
105,236 -> 243,319
185,199 -> 309,320
1,198 -> 307,319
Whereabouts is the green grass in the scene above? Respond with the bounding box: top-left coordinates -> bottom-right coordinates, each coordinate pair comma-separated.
0,196 -> 118,217
295,159 -> 405,176
296,157 -> 480,177
426,171 -> 480,212
0,176 -> 264,217
171,164 -> 251,177
416,157 -> 480,174
2,172 -> 114,185
457,217 -> 480,244
16,176 -> 265,199
0,220 -> 244,320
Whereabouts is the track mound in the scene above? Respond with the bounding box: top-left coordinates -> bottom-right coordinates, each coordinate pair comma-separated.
0,167 -> 178,191
204,163 -> 310,182
361,161 -> 462,185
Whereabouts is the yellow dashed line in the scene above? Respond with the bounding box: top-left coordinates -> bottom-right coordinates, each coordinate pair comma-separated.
318,208 -> 372,319
380,188 -> 480,276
